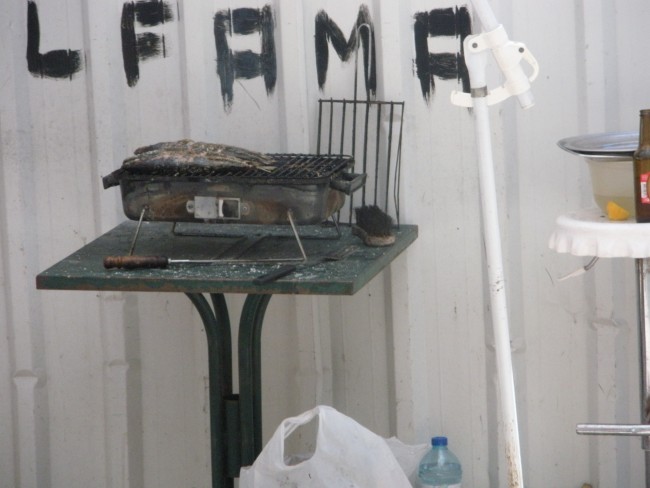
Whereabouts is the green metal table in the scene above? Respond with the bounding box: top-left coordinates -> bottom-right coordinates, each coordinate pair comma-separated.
36,220 -> 418,488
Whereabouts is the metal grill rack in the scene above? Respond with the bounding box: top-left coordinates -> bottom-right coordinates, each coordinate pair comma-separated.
121,153 -> 355,181
316,98 -> 404,226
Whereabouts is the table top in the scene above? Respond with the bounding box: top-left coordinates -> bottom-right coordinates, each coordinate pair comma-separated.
549,207 -> 650,258
36,221 -> 418,295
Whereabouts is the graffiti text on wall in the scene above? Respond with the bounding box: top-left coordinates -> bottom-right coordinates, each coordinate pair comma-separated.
314,6 -> 376,98
413,7 -> 472,101
121,0 -> 174,87
214,6 -> 277,111
26,1 -> 83,79
26,2 -> 471,106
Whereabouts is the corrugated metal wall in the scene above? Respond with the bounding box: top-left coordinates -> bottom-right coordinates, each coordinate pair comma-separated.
2,0 -> 650,486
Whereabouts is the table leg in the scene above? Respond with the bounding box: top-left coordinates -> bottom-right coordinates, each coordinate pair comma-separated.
186,293 -> 233,488
238,294 -> 272,467
637,258 -> 650,487
185,293 -> 272,485
576,259 -> 650,486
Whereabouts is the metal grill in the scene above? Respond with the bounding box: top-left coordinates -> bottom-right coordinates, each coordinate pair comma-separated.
124,154 -> 354,180
316,98 -> 404,225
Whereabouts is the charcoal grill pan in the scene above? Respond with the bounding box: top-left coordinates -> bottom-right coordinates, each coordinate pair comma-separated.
104,154 -> 366,225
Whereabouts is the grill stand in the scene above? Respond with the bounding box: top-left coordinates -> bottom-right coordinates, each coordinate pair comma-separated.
186,293 -> 271,487
131,209 -> 318,263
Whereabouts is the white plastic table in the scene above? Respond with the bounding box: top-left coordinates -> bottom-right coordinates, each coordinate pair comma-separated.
549,207 -> 650,487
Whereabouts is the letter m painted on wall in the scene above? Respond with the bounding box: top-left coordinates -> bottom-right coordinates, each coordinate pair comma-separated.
413,7 -> 472,100
314,5 -> 376,97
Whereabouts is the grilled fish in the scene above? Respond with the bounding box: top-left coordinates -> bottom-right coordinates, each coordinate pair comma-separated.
103,140 -> 275,189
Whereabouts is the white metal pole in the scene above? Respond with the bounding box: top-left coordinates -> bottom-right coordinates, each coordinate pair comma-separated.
470,0 -> 499,31
472,95 -> 524,488
462,1 -> 529,486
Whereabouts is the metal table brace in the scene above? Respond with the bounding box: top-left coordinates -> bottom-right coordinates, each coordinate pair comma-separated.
186,293 -> 271,488
576,258 -> 650,487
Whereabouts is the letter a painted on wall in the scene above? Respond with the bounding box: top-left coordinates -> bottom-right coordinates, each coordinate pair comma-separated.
213,6 -> 277,111
26,1 -> 83,79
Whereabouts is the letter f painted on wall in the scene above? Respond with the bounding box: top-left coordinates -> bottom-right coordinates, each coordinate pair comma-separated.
413,7 -> 472,101
121,0 -> 174,87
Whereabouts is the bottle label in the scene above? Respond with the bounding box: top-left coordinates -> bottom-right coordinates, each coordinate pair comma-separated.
642,173 -> 650,204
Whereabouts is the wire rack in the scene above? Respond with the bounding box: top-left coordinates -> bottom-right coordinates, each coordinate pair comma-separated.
316,98 -> 404,226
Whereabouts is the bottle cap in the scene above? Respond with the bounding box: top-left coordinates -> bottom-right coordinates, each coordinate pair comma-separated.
432,436 -> 448,447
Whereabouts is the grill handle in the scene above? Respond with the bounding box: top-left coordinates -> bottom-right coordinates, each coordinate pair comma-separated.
329,172 -> 366,195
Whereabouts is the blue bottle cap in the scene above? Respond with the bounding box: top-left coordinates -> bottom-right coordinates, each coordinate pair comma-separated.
432,436 -> 448,446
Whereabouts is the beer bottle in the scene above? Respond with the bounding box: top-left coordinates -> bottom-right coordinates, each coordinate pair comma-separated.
634,109 -> 650,222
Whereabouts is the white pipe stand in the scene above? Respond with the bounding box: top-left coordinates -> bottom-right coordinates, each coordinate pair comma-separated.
450,3 -> 539,486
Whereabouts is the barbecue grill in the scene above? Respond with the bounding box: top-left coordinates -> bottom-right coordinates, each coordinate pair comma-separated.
103,152 -> 366,226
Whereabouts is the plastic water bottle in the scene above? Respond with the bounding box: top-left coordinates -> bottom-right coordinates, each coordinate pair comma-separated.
418,436 -> 462,487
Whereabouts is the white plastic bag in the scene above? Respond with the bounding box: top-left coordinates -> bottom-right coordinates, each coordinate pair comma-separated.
385,437 -> 430,486
239,405 -> 414,487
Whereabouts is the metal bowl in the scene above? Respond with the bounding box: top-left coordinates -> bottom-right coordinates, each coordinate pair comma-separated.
557,131 -> 637,158
558,131 -> 637,216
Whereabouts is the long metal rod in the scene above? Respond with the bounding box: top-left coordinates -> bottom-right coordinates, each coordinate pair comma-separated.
128,206 -> 147,255
393,103 -> 404,226
316,98 -> 400,105
327,98 -> 334,154
373,103 -> 381,204
463,32 -> 524,488
577,423 -> 650,436
361,100 -> 370,206
637,258 -> 650,487
286,209 -> 307,262
339,100 -> 347,156
316,100 -> 323,154
473,94 -> 523,488
384,102 -> 395,213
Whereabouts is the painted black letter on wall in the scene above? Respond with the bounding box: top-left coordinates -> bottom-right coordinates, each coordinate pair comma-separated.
314,5 -> 376,96
26,1 -> 82,79
121,0 -> 174,87
413,7 -> 471,100
214,6 -> 276,111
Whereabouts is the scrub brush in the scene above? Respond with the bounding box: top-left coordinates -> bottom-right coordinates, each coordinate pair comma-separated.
352,205 -> 396,246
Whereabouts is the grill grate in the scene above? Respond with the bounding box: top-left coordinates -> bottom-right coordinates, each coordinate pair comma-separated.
125,154 -> 353,180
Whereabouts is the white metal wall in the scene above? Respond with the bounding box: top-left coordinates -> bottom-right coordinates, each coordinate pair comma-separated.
2,0 -> 650,486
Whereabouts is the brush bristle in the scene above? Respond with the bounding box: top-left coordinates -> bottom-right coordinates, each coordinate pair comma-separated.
354,205 -> 393,237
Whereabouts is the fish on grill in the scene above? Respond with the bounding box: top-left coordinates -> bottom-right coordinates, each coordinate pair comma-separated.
103,140 -> 275,189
